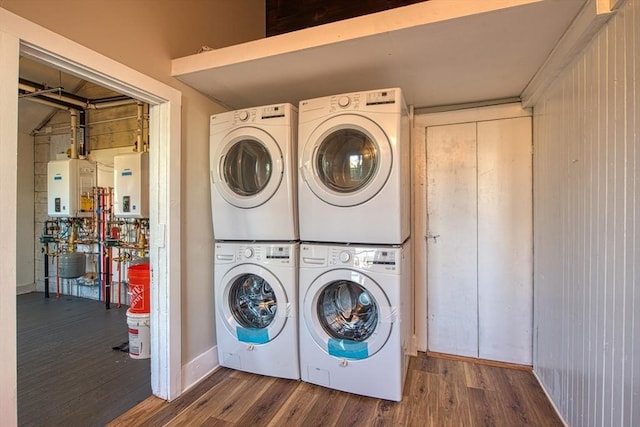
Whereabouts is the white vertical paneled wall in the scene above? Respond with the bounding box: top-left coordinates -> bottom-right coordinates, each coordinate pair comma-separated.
532,0 -> 639,426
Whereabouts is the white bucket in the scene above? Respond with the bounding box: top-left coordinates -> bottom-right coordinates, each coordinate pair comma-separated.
126,309 -> 150,359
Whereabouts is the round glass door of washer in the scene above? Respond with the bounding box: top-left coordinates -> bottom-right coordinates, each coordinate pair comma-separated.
303,269 -> 392,359
219,265 -> 288,344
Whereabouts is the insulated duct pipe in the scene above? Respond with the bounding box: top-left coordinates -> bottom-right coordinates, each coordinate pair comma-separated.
79,111 -> 87,156
70,110 -> 78,159
19,79 -> 136,110
136,101 -> 144,152
19,81 -> 88,109
90,99 -> 137,109
20,95 -> 73,111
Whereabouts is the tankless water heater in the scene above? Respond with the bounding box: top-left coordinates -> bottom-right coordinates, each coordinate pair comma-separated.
47,159 -> 97,218
114,152 -> 149,218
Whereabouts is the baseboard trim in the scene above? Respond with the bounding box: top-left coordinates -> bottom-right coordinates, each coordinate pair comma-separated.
425,351 -> 532,372
16,283 -> 36,295
181,346 -> 219,394
532,369 -> 569,427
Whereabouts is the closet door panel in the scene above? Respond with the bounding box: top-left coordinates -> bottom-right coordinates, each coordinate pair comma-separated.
477,117 -> 532,364
426,122 -> 478,357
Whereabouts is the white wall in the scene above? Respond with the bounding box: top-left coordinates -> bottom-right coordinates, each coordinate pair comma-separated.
532,0 -> 639,425
17,130 -> 34,294
1,0 -> 265,383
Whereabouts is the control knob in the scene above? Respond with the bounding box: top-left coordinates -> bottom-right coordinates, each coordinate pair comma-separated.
338,96 -> 350,108
238,110 -> 249,121
244,247 -> 254,258
338,251 -> 351,263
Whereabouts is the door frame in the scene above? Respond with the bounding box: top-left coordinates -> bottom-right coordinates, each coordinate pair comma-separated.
412,103 -> 531,352
0,8 -> 182,423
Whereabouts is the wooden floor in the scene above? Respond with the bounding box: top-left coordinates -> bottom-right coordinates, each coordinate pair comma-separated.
17,292 -> 151,426
109,353 -> 563,427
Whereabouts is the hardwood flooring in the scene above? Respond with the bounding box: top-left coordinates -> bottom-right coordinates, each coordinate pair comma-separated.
109,353 -> 563,427
17,292 -> 151,426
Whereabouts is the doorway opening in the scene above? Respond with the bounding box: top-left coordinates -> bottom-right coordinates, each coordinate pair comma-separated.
0,16 -> 182,423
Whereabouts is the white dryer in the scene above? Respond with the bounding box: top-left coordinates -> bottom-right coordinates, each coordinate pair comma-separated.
298,241 -> 411,401
210,103 -> 298,241
298,88 -> 410,245
214,241 -> 299,379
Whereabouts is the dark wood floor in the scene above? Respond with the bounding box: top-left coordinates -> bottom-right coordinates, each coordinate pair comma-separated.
108,353 -> 563,426
17,292 -> 151,426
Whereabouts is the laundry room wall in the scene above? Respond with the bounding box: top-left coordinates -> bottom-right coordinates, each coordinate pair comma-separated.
2,0 -> 265,382
531,0 -> 639,425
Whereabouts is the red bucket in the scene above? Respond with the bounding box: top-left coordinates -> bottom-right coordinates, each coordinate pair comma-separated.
128,263 -> 150,314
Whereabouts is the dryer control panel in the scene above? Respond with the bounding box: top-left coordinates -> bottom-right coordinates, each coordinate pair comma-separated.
303,88 -> 400,115
210,103 -> 297,130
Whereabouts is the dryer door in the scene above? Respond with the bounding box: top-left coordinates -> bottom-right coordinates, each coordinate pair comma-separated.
300,114 -> 392,207
212,127 -> 284,208
218,264 -> 289,344
302,269 -> 393,359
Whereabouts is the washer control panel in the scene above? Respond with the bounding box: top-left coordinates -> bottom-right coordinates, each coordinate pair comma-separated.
237,244 -> 293,265
215,243 -> 296,266
327,246 -> 397,271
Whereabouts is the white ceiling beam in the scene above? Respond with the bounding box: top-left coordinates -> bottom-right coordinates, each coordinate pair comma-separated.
520,0 -> 615,108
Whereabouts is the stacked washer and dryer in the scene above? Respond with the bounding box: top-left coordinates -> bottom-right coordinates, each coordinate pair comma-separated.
297,88 -> 412,401
209,88 -> 412,401
209,104 -> 300,380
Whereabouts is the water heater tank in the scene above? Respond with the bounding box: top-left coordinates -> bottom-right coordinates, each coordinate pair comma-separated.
114,152 -> 149,218
47,159 -> 96,218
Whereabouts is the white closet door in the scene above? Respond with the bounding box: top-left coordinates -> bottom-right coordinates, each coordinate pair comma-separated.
477,117 -> 532,364
426,123 -> 478,358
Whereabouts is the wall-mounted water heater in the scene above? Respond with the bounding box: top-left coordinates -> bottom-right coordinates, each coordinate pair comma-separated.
47,159 -> 97,218
114,152 -> 149,218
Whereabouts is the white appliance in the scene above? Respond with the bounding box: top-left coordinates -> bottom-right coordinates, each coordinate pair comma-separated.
214,241 -> 299,380
47,159 -> 96,218
114,151 -> 149,218
298,241 -> 411,401
210,103 -> 298,241
298,88 -> 410,245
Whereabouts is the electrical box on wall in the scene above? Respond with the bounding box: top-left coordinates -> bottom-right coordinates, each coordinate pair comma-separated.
114,152 -> 149,218
47,159 -> 97,218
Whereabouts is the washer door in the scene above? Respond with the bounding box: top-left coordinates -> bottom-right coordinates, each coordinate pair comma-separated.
300,114 -> 392,207
303,269 -> 393,359
218,264 -> 289,344
212,127 -> 284,208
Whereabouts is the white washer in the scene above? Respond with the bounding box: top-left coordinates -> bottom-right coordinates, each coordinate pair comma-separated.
298,88 -> 410,245
210,103 -> 298,241
214,241 -> 299,379
298,241 -> 411,401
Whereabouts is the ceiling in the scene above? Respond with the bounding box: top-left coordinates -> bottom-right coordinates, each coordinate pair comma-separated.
18,57 -> 132,135
18,58 -> 86,133
172,0 -> 589,110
